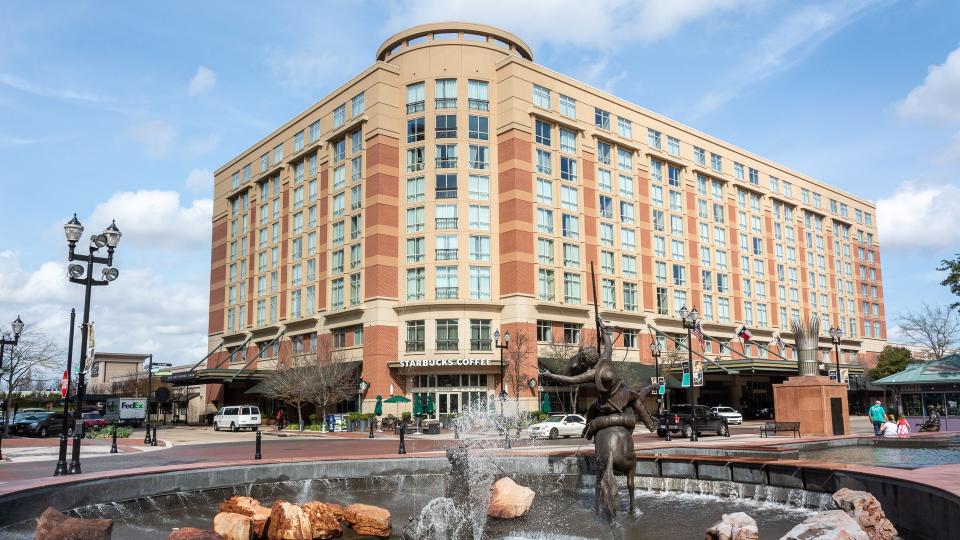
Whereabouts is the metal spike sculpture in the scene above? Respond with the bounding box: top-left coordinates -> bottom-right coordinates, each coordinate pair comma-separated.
791,315 -> 820,376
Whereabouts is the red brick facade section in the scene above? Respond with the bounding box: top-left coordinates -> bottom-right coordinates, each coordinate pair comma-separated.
498,130 -> 535,297
364,134 -> 400,299
208,216 -> 228,334
362,325 -> 400,398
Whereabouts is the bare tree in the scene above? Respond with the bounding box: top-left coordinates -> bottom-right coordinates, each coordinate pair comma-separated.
260,354 -> 315,431
307,341 -> 358,431
2,325 -> 63,435
897,304 -> 960,360
503,330 -> 534,411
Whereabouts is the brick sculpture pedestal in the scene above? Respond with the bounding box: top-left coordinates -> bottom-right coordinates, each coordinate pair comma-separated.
773,375 -> 850,436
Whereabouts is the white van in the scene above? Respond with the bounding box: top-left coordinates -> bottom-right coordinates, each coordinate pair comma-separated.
213,405 -> 261,431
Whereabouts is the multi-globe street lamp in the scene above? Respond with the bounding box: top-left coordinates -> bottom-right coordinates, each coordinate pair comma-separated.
649,338 -> 662,414
63,214 -> 122,474
0,315 -> 25,458
679,306 -> 700,442
493,329 -> 511,449
829,326 -> 844,384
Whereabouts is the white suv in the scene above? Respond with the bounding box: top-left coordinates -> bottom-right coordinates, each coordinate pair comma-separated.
214,406 -> 261,431
711,406 -> 743,425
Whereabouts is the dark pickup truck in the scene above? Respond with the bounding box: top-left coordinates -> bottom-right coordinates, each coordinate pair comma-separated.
654,404 -> 729,438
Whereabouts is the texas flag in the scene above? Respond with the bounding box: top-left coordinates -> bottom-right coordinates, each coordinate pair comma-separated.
737,325 -> 753,341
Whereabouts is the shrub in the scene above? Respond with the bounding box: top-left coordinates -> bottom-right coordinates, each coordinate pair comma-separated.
85,425 -> 133,439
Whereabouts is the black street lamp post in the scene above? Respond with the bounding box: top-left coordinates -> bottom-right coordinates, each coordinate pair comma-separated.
0,315 -> 25,458
63,214 -> 122,474
54,309 -> 76,476
144,354 -> 154,445
679,306 -> 700,442
829,326 -> 843,384
649,339 -> 662,414
493,329 -> 511,450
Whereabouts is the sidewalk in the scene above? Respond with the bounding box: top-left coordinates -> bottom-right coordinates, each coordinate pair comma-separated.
0,437 -> 168,463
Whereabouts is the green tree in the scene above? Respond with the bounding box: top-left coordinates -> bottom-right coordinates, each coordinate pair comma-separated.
869,345 -> 913,380
938,253 -> 960,309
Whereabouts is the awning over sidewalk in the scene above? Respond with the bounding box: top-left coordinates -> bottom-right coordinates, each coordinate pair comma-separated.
164,368 -> 271,386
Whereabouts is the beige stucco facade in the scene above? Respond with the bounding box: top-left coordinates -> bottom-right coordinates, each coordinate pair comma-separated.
206,23 -> 886,415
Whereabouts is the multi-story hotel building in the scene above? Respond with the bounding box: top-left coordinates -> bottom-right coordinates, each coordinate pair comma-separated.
189,23 -> 886,417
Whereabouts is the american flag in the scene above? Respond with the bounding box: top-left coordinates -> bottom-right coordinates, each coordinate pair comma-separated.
692,319 -> 706,351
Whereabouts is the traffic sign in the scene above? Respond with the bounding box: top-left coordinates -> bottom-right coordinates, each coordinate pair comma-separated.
61,370 -> 69,398
681,373 -> 690,388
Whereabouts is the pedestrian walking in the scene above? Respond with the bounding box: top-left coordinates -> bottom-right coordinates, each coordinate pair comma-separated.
275,409 -> 285,431
868,400 -> 886,437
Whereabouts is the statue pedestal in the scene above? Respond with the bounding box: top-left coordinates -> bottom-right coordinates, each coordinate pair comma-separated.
773,376 -> 850,436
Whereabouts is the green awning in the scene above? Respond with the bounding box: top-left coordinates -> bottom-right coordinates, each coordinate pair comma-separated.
874,355 -> 960,385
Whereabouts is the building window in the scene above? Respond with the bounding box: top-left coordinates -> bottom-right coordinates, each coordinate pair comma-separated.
436,319 -> 459,350
435,79 -> 457,109
468,80 -> 489,110
469,205 -> 490,230
563,323 -> 581,344
647,128 -> 661,150
617,117 -> 633,139
436,204 -> 457,229
563,272 -> 581,303
469,145 -> 489,169
435,235 -> 458,260
559,95 -> 576,118
407,82 -> 425,113
470,319 -> 492,350
407,117 -> 425,142
436,266 -> 458,299
469,174 -> 489,200
538,269 -> 555,300
436,174 -> 457,198
537,320 -> 553,342
406,268 -> 425,300
406,206 -> 424,232
667,136 -> 680,156
595,108 -> 610,130
407,176 -> 425,202
436,114 -> 457,138
406,320 -> 425,352
333,105 -> 345,129
351,92 -> 365,116
469,266 -> 491,300
436,144 -> 457,168
406,146 -> 425,172
533,84 -> 551,108
469,115 -> 488,140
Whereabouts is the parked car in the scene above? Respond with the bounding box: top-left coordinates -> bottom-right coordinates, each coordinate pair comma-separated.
653,405 -> 729,438
527,414 -> 587,440
81,411 -> 107,430
213,405 -> 261,432
10,411 -> 74,438
711,406 -> 743,425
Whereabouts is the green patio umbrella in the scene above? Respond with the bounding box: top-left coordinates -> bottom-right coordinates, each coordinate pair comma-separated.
374,395 -> 383,416
413,395 -> 423,417
541,393 -> 552,414
383,394 -> 410,417
426,393 -> 436,416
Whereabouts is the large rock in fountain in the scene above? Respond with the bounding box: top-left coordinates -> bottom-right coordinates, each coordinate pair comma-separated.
213,512 -> 252,540
299,502 -> 342,539
831,488 -> 898,540
266,501 -> 312,540
486,477 -> 535,519
780,510 -> 869,540
168,528 -> 224,540
219,497 -> 271,538
706,512 -> 759,540
35,506 -> 114,540
343,503 -> 392,538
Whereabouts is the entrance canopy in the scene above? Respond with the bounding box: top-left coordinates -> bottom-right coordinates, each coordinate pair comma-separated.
874,355 -> 960,386
164,368 -> 270,386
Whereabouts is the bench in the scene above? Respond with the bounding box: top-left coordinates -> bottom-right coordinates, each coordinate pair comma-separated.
760,421 -> 800,438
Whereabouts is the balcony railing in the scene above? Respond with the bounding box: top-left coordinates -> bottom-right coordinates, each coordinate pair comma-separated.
407,253 -> 424,263
435,189 -> 457,199
469,160 -> 489,170
436,339 -> 459,351
406,340 -> 425,352
350,260 -> 361,269
436,157 -> 457,169
468,98 -> 489,111
435,217 -> 457,229
407,162 -> 424,173
436,248 -> 458,260
406,101 -> 425,114
435,98 -> 457,109
436,287 -> 458,299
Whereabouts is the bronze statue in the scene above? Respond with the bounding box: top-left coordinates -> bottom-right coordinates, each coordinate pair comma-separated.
540,316 -> 657,519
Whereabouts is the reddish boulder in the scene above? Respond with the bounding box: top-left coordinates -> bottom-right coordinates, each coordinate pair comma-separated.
219,496 -> 271,538
299,502 -> 342,539
318,502 -> 345,521
343,503 -> 392,538
266,500 -> 312,540
706,512 -> 759,540
487,477 -> 535,519
213,512 -> 252,540
168,528 -> 224,540
35,506 -> 113,540
832,488 -> 898,540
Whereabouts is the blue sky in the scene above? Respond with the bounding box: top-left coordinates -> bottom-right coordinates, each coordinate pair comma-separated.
1,0 -> 959,368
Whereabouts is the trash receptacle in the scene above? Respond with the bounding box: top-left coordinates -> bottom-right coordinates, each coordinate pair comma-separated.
426,422 -> 440,435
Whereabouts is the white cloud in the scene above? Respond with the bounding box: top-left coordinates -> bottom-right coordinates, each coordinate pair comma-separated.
126,119 -> 177,158
87,190 -> 212,251
877,182 -> 960,252
385,0 -> 756,51
185,168 -> 214,192
0,250 -> 208,367
897,44 -> 960,125
693,0 -> 883,117
188,65 -> 217,96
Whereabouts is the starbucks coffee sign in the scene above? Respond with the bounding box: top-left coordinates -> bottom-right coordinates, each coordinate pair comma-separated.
398,358 -> 493,368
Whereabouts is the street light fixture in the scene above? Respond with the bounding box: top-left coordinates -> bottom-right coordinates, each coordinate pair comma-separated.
649,339 -> 663,413
63,214 -> 121,474
829,326 -> 843,384
494,329 -> 511,450
679,306 -> 700,442
0,315 -> 25,457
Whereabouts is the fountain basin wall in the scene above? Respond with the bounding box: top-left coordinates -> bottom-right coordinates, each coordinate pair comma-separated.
0,454 -> 957,540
